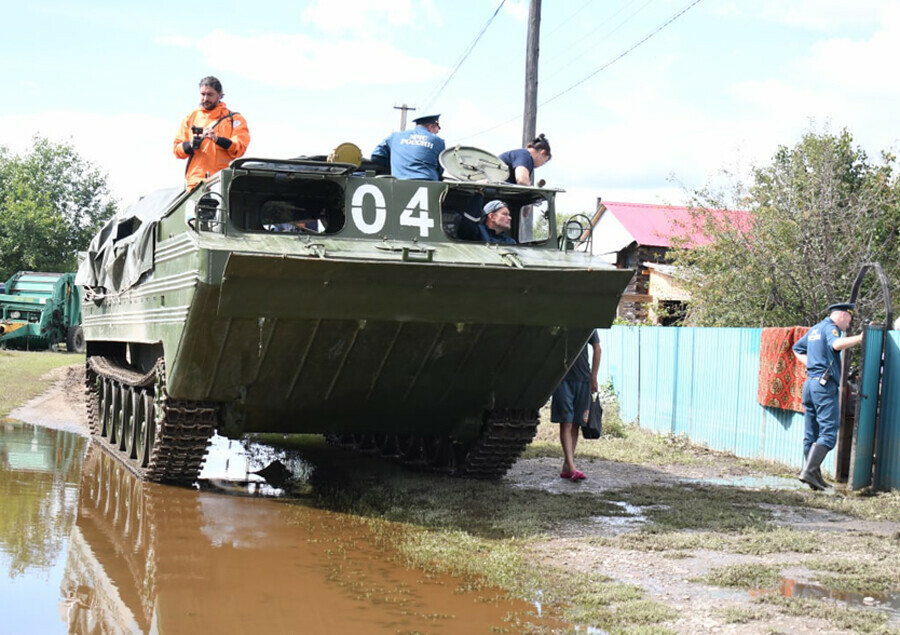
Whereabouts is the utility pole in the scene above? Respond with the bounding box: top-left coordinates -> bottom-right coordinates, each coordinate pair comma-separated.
394,104 -> 416,131
522,0 -> 541,146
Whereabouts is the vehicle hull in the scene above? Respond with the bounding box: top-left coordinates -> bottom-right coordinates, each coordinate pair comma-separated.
78,158 -> 631,481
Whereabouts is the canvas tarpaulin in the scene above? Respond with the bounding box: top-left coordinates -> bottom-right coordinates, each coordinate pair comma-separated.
76,188 -> 185,294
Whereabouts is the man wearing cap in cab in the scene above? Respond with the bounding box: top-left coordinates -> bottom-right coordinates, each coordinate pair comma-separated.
474,200 -> 516,244
792,302 -> 863,490
371,114 -> 445,180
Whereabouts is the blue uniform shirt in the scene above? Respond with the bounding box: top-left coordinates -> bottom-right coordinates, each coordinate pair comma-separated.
475,223 -> 516,244
793,317 -> 843,383
371,125 -> 445,180
498,148 -> 534,184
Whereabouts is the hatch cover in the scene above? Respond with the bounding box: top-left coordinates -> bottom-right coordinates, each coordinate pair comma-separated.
439,146 -> 509,183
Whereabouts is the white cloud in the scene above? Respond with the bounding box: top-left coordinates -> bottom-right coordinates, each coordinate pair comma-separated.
754,0 -> 889,31
503,0 -> 528,22
178,29 -> 446,90
301,0 -> 440,35
796,31 -> 900,96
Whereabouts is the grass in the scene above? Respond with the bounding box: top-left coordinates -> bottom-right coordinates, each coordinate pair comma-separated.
694,562 -> 785,590
262,436 -> 679,632
715,605 -> 770,624
0,350 -> 83,417
262,435 -> 626,540
605,483 -> 785,532
525,399 -> 790,480
803,488 -> 900,524
9,364 -> 897,634
805,556 -> 900,595
259,417 -> 900,634
389,528 -> 677,634
240,390 -> 900,635
589,526 -> 825,556
757,595 -> 898,634
693,554 -> 900,634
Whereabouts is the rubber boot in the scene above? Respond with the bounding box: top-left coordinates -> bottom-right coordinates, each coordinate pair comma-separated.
802,449 -> 832,490
812,466 -> 832,489
799,443 -> 829,491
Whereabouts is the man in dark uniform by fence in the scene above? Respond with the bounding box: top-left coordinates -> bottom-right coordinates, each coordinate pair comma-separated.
792,302 -> 863,490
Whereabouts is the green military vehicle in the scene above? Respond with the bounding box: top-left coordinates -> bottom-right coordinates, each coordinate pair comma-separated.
77,147 -> 631,483
0,271 -> 84,352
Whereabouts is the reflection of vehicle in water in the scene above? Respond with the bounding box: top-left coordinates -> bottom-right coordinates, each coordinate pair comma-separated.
59,444 -> 553,633
60,447 -> 164,633
77,147 -> 631,482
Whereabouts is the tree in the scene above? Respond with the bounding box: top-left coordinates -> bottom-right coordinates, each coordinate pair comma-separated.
670,128 -> 900,327
0,137 -> 116,282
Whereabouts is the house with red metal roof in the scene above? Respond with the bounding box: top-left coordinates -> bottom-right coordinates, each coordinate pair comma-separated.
588,200 -> 749,324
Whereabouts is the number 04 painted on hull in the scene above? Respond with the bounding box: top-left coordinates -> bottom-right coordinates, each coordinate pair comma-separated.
351,184 -> 435,238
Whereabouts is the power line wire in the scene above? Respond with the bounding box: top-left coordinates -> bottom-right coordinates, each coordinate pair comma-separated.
420,0 -> 506,111
459,0 -> 703,141
544,0 -> 597,37
543,0 -> 644,67
543,0 -> 702,106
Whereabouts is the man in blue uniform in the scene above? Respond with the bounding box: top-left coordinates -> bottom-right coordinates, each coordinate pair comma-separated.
462,200 -> 516,244
792,302 -> 863,490
371,114 -> 445,180
551,329 -> 601,481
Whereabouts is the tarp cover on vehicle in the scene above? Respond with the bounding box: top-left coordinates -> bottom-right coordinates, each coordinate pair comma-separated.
76,188 -> 184,294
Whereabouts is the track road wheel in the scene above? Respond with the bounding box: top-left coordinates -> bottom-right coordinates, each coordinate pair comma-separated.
124,386 -> 138,458
100,378 -> 113,438
135,390 -> 156,468
374,434 -> 400,457
118,384 -> 133,452
354,434 -> 377,452
422,437 -> 452,469
108,382 -> 122,446
396,435 -> 421,461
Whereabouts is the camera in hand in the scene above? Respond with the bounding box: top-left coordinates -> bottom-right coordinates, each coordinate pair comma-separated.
191,125 -> 204,150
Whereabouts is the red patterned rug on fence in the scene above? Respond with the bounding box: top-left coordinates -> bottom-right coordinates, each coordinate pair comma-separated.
758,326 -> 809,412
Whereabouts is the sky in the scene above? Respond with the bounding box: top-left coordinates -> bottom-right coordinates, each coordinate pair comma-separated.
3,0 -> 899,216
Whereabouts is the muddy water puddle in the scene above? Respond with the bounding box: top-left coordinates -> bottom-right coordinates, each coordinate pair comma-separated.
765,577 -> 900,619
0,421 -> 557,633
688,474 -> 811,490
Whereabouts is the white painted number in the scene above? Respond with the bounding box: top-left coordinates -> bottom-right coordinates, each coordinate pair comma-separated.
351,184 -> 387,234
350,184 -> 434,237
399,187 -> 434,238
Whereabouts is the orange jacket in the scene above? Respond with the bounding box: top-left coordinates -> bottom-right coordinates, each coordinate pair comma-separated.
173,101 -> 250,188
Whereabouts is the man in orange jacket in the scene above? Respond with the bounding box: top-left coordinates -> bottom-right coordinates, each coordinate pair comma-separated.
174,76 -> 250,189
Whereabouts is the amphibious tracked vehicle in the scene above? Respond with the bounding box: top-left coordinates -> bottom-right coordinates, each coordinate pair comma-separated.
77,147 -> 631,482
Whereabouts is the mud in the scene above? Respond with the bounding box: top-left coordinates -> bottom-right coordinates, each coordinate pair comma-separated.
508,457 -> 899,633
8,365 -> 900,634
2,367 -> 557,634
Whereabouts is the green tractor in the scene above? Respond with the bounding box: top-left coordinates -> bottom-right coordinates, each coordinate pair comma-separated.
0,271 -> 84,352
77,146 -> 631,482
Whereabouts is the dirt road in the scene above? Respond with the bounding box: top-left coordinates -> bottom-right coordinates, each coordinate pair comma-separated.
12,366 -> 900,634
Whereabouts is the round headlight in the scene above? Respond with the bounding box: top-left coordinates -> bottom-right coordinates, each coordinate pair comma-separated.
10,311 -> 21,319
565,219 -> 584,241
